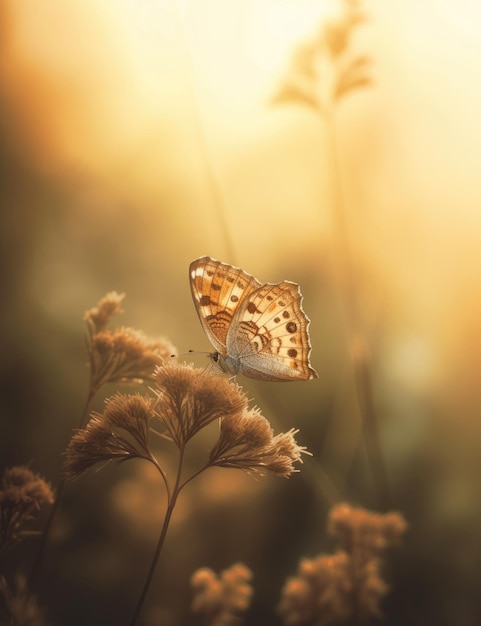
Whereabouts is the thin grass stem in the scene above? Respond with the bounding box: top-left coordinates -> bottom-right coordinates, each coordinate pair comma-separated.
168,0 -> 237,263
147,454 -> 171,503
323,106 -> 392,510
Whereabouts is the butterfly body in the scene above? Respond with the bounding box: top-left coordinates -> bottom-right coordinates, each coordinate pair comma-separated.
190,256 -> 318,382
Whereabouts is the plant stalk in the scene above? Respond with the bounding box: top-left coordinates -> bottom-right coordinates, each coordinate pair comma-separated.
324,105 -> 392,510
129,446 -> 186,626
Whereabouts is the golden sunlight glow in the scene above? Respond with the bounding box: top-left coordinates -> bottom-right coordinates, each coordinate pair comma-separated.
2,3 -> 481,623
2,0 -> 481,403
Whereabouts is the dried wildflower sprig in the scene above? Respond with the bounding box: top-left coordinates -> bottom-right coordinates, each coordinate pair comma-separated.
191,563 -> 254,626
208,409 -> 309,478
30,293 -> 176,584
64,394 -> 157,479
278,503 -> 407,626
151,365 -> 309,482
0,467 -> 53,554
153,364 -> 247,447
0,574 -> 49,626
329,503 -> 406,557
84,291 -> 125,336
85,291 -> 176,406
64,363 -> 308,625
88,326 -> 176,395
272,0 -> 371,113
65,365 -> 309,484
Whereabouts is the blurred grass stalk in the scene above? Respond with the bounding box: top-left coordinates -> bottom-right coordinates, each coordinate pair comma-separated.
325,107 -> 392,510
272,0 -> 391,509
169,0 -> 238,264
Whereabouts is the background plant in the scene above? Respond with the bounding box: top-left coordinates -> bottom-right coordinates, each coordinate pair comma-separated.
0,467 -> 53,625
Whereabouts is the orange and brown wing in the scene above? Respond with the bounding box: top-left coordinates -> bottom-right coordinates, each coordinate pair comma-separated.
189,256 -> 261,353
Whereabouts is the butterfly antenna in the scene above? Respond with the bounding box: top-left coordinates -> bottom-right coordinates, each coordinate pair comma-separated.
170,349 -> 212,358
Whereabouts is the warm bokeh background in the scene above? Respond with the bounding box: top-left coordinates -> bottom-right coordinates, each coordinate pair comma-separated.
1,0 -> 481,624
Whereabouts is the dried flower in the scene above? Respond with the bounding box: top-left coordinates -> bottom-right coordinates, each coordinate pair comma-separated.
191,563 -> 253,626
329,503 -> 407,556
64,364 -> 307,482
0,467 -> 54,552
324,0 -> 365,58
102,393 -> 154,452
279,553 -> 352,626
209,408 -> 309,478
272,0 -> 371,111
278,504 -> 407,625
62,358 -> 311,623
64,394 -> 155,479
88,327 -> 176,392
154,363 -> 309,477
272,34 -> 323,112
84,291 -> 125,337
0,574 -> 49,626
153,364 -> 248,448
85,292 -> 176,394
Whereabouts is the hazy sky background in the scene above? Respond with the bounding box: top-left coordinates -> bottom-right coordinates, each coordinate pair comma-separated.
3,0 -> 480,393
1,3 -> 481,623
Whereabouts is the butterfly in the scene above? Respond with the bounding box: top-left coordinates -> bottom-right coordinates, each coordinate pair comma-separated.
189,256 -> 318,381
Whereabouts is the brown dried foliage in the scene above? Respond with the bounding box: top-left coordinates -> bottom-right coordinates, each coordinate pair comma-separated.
278,504 -> 407,625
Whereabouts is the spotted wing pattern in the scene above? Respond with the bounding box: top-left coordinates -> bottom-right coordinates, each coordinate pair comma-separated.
190,256 -> 318,382
227,280 -> 318,381
189,256 -> 261,354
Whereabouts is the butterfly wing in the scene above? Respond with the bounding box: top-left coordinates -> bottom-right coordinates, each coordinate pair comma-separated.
226,281 -> 318,381
190,256 -> 261,354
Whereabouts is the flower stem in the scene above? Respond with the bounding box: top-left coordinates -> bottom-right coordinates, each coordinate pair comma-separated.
168,1 -> 237,263
324,105 -> 392,510
29,387 -> 96,584
129,445 -> 186,626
